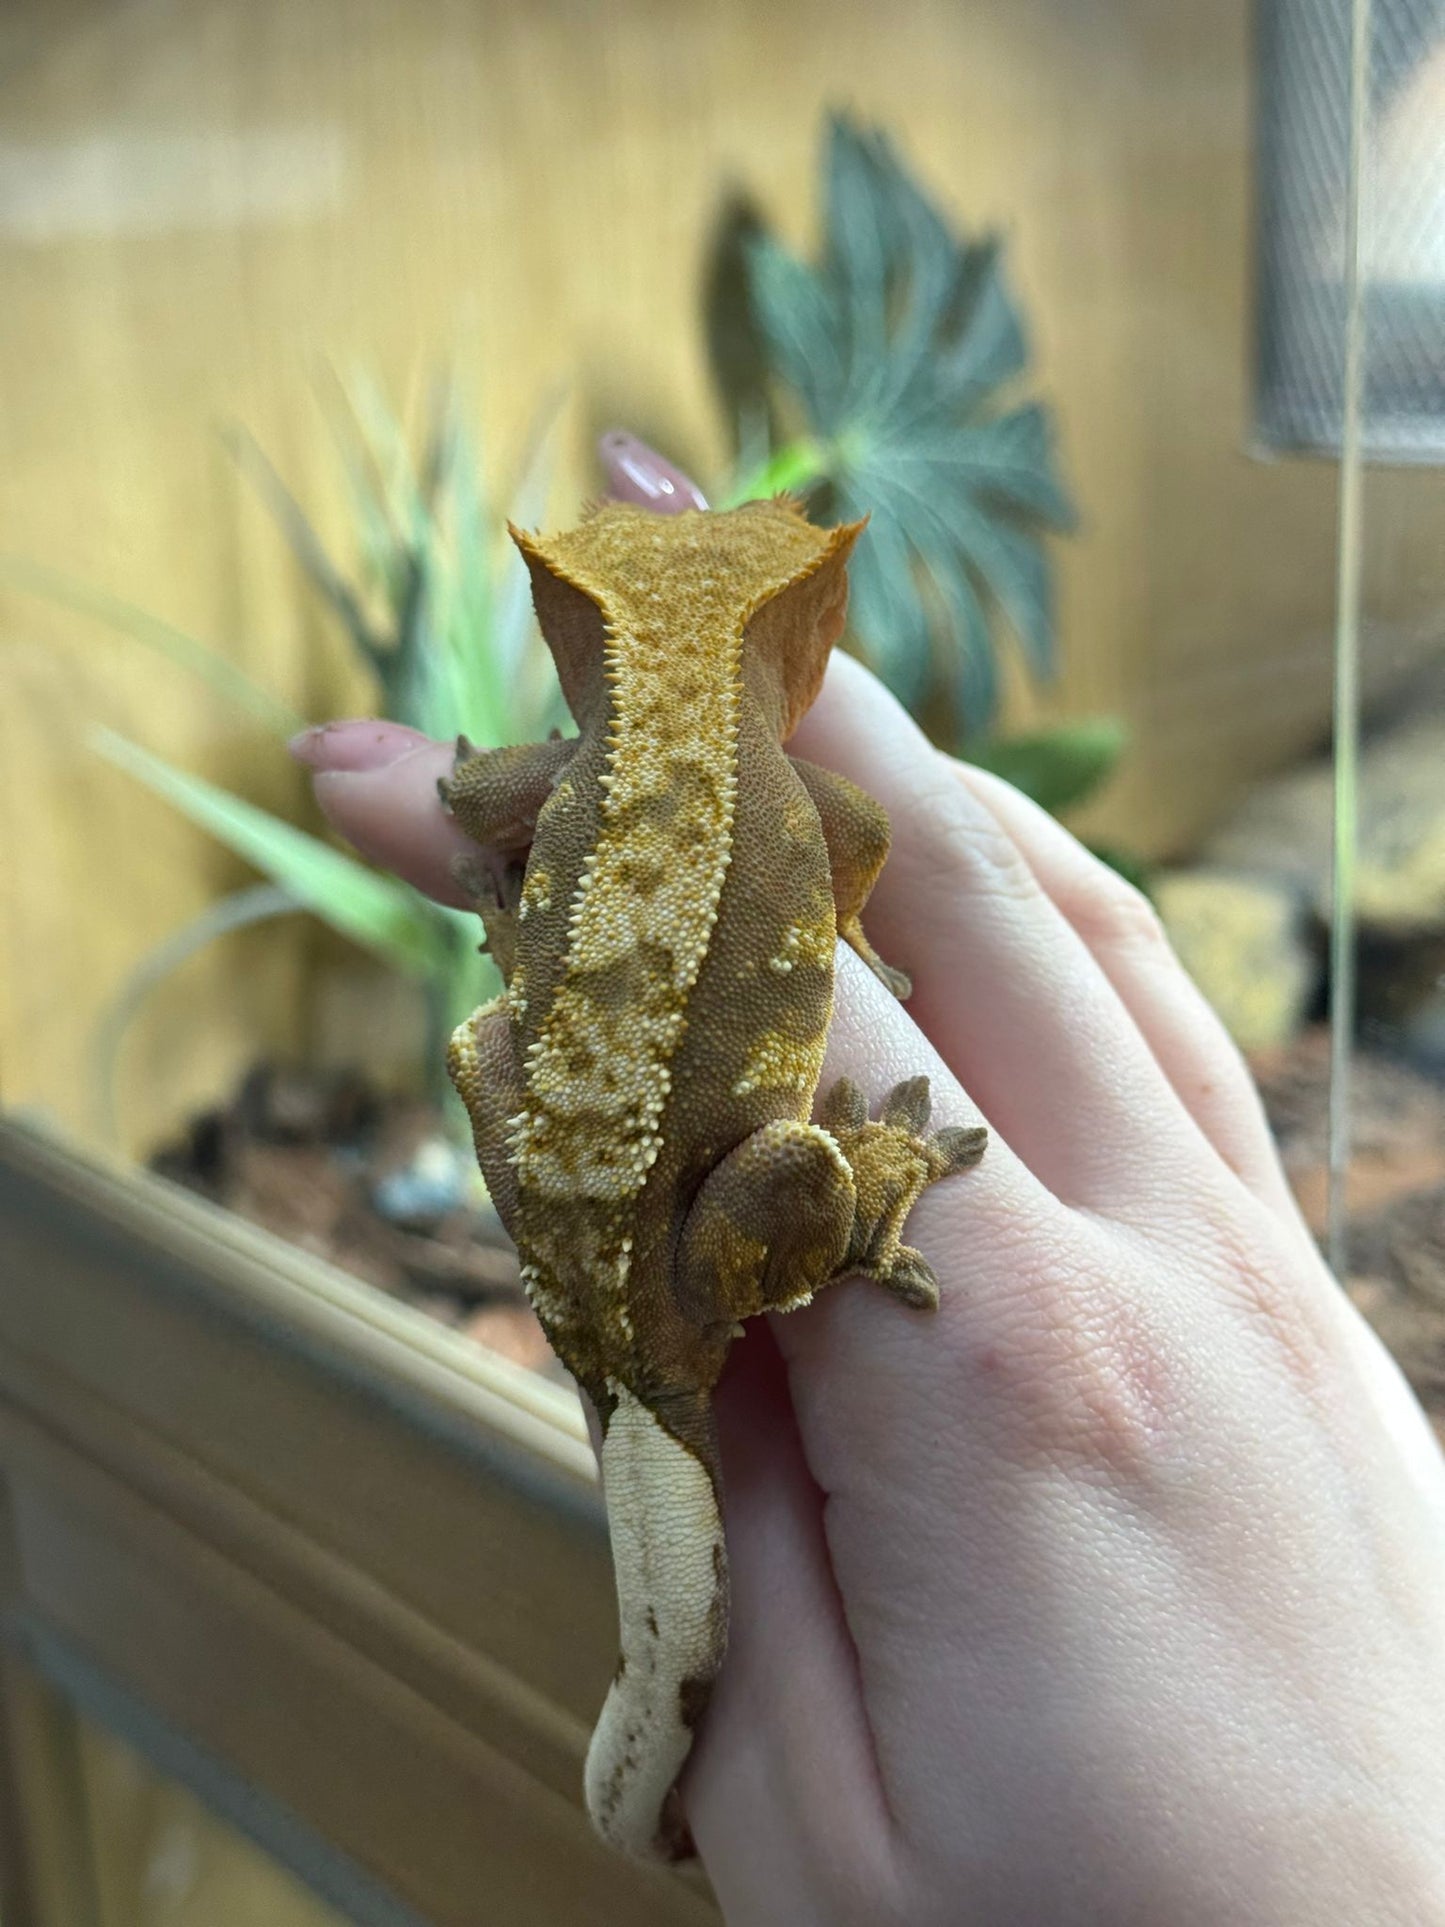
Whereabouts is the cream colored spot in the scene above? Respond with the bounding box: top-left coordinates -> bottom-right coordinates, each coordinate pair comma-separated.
507,963 -> 528,1020
733,1027 -> 825,1099
521,866 -> 553,919
768,908 -> 835,977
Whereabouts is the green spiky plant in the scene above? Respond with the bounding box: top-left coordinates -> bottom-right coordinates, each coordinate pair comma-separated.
715,113 -> 1126,828
4,375 -> 565,1136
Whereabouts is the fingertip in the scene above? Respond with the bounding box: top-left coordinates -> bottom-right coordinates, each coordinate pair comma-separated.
310,741 -> 483,909
287,718 -> 434,772
597,430 -> 708,513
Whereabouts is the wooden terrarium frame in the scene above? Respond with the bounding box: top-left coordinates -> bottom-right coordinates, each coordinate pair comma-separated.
0,1119 -> 718,1924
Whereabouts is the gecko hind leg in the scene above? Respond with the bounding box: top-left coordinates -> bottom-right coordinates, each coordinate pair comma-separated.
446,997 -> 524,1231
789,756 -> 912,999
675,1121 -> 856,1327
676,1080 -> 986,1327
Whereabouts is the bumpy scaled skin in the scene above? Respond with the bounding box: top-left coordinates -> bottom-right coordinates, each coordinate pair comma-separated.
442,499 -> 986,1859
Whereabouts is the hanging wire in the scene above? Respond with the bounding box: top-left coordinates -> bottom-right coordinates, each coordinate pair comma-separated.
1327,0 -> 1373,1276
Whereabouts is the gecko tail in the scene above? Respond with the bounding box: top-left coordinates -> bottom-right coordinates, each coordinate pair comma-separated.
585,1383 -> 728,1860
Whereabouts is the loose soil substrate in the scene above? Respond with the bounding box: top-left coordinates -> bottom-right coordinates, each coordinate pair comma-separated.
150,1064 -> 561,1381
152,1038 -> 1445,1429
1253,1028 -> 1445,1434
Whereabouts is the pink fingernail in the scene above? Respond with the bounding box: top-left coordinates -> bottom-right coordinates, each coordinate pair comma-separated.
287,720 -> 434,772
598,429 -> 708,512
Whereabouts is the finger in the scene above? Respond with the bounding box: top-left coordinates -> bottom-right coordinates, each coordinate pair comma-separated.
684,1322 -> 895,1899
789,652 -> 1214,1210
952,761 -> 1302,1220
291,722 -> 479,908
596,430 -> 708,512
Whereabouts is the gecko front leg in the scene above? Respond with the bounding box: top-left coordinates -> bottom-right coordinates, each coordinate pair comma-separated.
677,1077 -> 986,1325
440,734 -> 575,980
439,733 -> 575,848
790,756 -> 911,999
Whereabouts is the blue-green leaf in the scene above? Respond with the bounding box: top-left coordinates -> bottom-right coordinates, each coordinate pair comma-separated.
949,504 -> 1056,681
738,116 -> 1075,735
839,500 -> 932,708
916,408 -> 1076,528
745,234 -> 847,431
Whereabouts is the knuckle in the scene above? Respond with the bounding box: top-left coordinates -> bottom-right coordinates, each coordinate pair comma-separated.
916,758 -> 1043,911
1070,872 -> 1168,959
1190,1193 -> 1339,1398
954,1230 -> 1189,1488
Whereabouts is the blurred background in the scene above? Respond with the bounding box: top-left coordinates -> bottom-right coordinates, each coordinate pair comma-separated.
2,0 -> 1444,1917
3,0 -> 1444,1378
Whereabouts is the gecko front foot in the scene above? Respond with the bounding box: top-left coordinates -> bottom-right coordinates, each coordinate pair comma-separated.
817,1075 -> 987,1310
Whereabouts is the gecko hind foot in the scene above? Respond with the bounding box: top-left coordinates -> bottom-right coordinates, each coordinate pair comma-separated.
818,1074 -> 987,1310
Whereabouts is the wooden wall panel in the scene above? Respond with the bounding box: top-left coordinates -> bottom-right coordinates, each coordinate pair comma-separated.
2,0 -> 1443,1154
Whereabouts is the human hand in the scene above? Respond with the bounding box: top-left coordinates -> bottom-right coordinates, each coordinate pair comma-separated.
291,437 -> 1445,1926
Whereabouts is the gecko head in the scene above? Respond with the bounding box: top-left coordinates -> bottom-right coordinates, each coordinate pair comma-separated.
510,500 -> 865,742
509,522 -> 612,729
739,508 -> 867,741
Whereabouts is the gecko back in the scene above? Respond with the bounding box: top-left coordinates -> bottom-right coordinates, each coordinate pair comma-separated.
442,497 -> 987,1858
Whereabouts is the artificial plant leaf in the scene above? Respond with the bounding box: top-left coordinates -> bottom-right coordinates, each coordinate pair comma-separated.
930,546 -> 998,727
745,233 -> 847,431
93,728 -> 446,978
316,358 -> 410,611
916,239 -> 1029,419
822,117 -> 898,412
967,718 -> 1127,815
703,194 -> 778,453
0,559 -> 302,734
383,376 -> 453,737
433,398 -> 511,744
948,502 -> 1056,680
223,424 -> 386,673
836,122 -> 969,426
910,407 -> 1076,527
491,388 -> 570,734
836,498 -> 933,709
347,367 -> 435,562
93,881 -> 299,1145
740,111 -> 1076,734
719,436 -> 829,510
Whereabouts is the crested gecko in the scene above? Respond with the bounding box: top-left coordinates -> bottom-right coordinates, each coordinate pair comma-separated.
442,497 -> 986,1859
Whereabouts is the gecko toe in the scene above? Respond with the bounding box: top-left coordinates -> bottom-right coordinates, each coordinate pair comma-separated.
819,1076 -> 869,1134
881,1075 -> 932,1134
931,1123 -> 988,1174
877,1247 -> 940,1311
